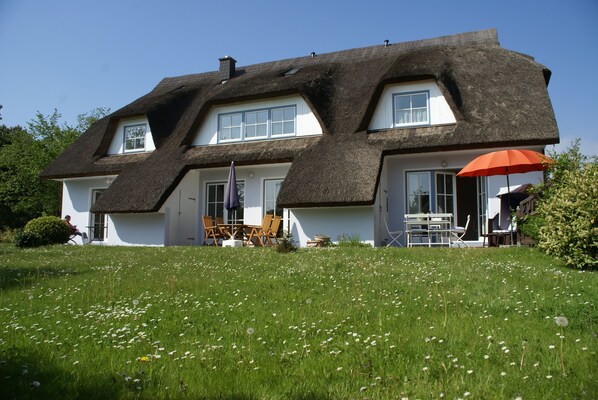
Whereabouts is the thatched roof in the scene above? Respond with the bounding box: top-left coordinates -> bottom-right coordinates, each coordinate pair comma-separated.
40,29 -> 559,212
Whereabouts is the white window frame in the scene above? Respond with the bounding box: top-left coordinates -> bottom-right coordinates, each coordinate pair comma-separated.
271,106 -> 296,137
89,188 -> 107,241
393,91 -> 430,127
205,181 -> 245,224
263,178 -> 284,217
217,105 -> 296,144
435,172 -> 457,216
406,171 -> 431,214
123,123 -> 147,152
244,109 -> 269,141
218,113 -> 242,143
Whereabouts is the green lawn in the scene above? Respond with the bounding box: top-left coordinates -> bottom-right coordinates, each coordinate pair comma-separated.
0,244 -> 596,399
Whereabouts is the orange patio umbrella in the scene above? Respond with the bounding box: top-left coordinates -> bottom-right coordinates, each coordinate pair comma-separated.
457,149 -> 553,243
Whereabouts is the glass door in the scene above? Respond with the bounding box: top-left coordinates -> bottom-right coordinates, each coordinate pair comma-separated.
477,176 -> 488,236
90,189 -> 106,241
435,172 -> 456,215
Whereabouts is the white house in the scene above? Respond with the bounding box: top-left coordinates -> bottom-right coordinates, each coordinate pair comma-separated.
42,29 -> 559,247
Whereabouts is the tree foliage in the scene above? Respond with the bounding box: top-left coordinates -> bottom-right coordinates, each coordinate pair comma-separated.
0,108 -> 109,229
521,140 -> 598,269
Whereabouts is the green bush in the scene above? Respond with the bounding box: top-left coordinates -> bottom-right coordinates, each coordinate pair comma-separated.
14,230 -> 42,248
534,163 -> 597,269
337,233 -> 372,248
275,231 -> 297,253
0,228 -> 17,243
23,216 -> 70,246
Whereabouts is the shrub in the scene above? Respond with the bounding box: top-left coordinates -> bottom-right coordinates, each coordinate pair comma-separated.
275,231 -> 297,253
0,228 -> 17,243
534,162 -> 597,269
14,230 -> 42,248
24,216 -> 70,246
337,234 -> 372,248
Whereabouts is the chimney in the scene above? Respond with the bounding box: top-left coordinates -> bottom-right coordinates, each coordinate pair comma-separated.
219,56 -> 236,82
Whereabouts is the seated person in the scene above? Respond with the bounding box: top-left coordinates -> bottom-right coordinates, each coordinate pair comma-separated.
64,215 -> 83,237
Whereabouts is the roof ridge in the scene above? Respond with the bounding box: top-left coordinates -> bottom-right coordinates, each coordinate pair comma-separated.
158,29 -> 499,87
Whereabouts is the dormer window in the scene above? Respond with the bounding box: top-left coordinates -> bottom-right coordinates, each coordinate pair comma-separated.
124,124 -> 147,152
393,91 -> 429,127
218,106 -> 296,143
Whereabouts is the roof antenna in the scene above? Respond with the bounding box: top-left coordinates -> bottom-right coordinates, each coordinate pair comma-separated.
310,52 -> 316,58
384,39 -> 390,47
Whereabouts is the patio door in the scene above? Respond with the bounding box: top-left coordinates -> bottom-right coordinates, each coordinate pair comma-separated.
435,172 -> 456,215
90,189 -> 106,241
406,172 -> 431,214
206,182 -> 245,223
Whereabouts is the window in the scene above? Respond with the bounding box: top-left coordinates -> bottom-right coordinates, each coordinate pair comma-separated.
244,110 -> 268,140
219,113 -> 242,142
271,107 -> 296,136
206,181 -> 245,223
217,106 -> 296,143
124,124 -> 147,152
435,172 -> 456,214
477,176 -> 488,235
406,172 -> 431,214
90,189 -> 107,241
264,179 -> 283,217
393,91 -> 429,127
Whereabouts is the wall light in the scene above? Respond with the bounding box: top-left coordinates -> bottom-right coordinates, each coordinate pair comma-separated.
249,172 -> 255,179
441,160 -> 448,168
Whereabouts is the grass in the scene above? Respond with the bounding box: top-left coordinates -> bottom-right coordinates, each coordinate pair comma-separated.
0,244 -> 596,399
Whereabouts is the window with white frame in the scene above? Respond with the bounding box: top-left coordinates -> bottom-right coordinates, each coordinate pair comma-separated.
206,182 -> 245,223
393,91 -> 429,127
435,172 -> 456,215
406,171 -> 431,214
218,106 -> 296,143
124,124 -> 147,152
264,179 -> 283,217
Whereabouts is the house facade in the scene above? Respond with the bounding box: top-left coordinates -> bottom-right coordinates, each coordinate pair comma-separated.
41,29 -> 559,247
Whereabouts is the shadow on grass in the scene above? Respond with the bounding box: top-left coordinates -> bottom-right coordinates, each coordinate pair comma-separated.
0,266 -> 84,291
0,348 -> 122,400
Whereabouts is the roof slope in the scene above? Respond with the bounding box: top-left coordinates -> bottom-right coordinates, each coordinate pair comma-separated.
40,29 -> 559,212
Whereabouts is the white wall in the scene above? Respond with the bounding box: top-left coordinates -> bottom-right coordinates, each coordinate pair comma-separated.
289,207 -> 376,247
61,177 -> 113,237
107,214 -> 165,246
107,116 -> 156,155
192,95 -> 322,146
368,80 -> 456,131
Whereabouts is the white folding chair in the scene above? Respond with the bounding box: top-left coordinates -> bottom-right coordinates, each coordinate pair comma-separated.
384,218 -> 404,247
450,215 -> 471,247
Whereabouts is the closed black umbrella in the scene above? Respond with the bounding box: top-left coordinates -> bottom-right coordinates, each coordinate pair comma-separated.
224,162 -> 240,238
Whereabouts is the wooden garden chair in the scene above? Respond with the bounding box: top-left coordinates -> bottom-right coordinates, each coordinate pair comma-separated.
264,215 -> 282,246
245,214 -> 273,247
202,215 -> 223,246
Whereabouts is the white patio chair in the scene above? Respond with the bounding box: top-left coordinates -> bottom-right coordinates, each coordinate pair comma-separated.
450,215 -> 470,248
384,218 -> 404,247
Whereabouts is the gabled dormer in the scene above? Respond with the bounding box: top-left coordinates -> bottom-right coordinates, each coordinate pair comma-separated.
191,95 -> 322,146
368,80 -> 456,131
107,116 -> 156,155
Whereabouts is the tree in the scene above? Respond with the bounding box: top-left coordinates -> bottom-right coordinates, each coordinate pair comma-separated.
520,140 -> 598,269
0,108 -> 109,229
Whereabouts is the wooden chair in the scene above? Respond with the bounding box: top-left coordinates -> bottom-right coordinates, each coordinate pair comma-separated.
202,215 -> 223,246
264,215 -> 282,246
215,216 -> 231,239
245,214 -> 273,247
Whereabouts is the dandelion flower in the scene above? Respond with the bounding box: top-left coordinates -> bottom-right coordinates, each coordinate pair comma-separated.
555,316 -> 569,327
247,327 -> 254,335
138,356 -> 150,362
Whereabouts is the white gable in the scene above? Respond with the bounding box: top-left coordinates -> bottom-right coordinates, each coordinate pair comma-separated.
192,95 -> 322,146
107,116 -> 156,155
368,80 -> 456,131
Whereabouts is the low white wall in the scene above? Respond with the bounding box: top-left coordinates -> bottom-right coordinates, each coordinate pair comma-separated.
289,207 -> 376,247
107,214 -> 165,246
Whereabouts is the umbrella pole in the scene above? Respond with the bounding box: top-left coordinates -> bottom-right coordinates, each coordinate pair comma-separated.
506,174 -> 514,246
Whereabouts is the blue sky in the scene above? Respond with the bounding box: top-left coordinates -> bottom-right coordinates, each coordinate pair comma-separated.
1,0 -> 596,156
